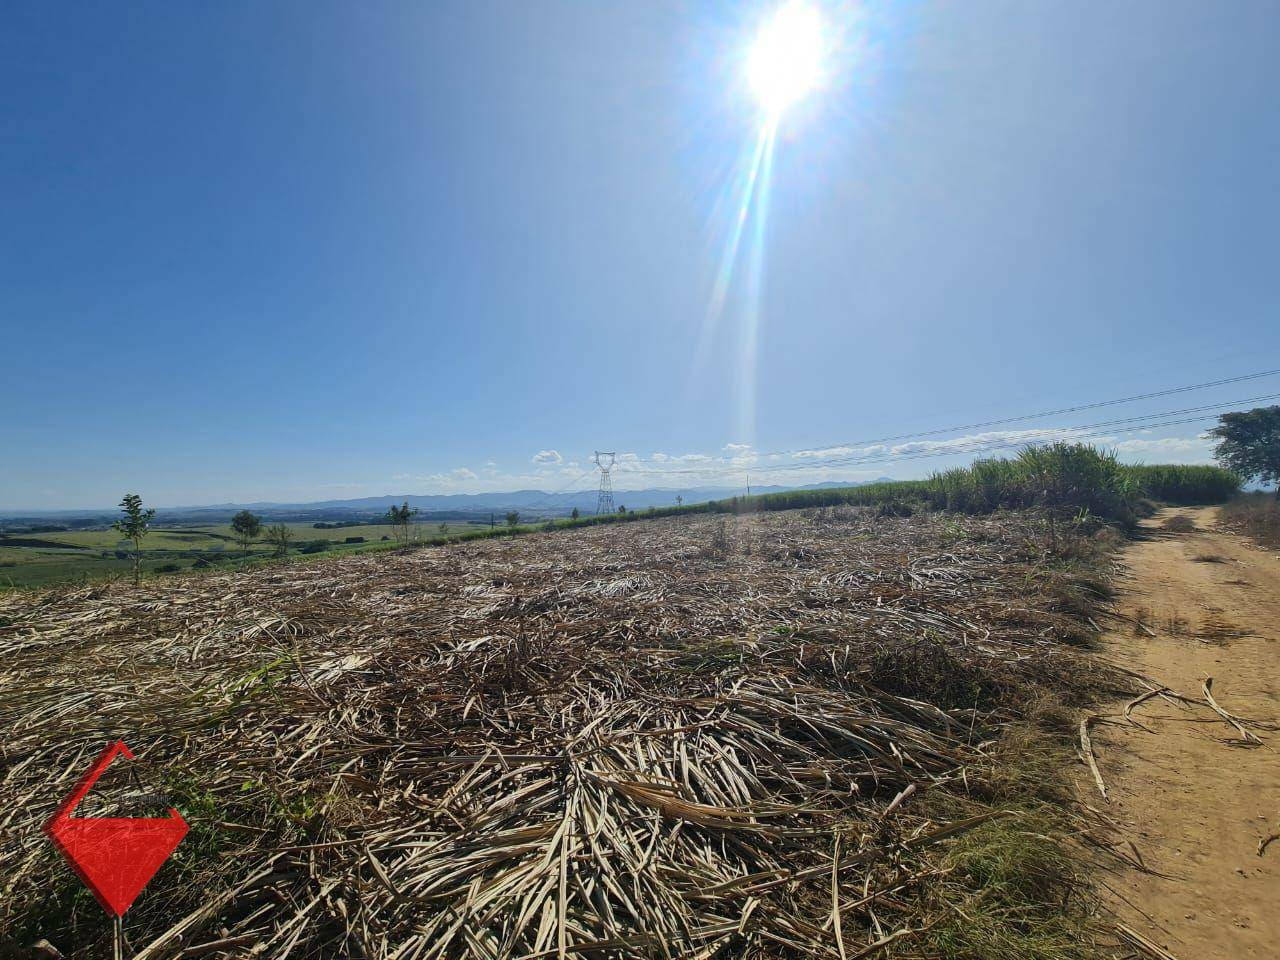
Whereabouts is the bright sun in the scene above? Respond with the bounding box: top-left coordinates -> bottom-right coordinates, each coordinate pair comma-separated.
746,2 -> 826,116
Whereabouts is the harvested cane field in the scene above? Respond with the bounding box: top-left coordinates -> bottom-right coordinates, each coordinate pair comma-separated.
0,508 -> 1119,959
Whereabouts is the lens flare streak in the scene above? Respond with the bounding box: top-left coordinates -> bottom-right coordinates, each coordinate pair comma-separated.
738,120 -> 777,440
695,2 -> 841,444
697,122 -> 774,366
695,114 -> 780,443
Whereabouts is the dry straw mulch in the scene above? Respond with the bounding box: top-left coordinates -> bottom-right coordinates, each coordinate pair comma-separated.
1,509 -> 1107,959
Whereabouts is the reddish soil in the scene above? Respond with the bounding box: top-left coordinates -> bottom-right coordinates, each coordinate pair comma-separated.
1088,505 -> 1280,959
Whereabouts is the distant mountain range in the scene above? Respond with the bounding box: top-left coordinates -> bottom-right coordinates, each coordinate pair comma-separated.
1,479 -> 895,524
195,479 -> 895,515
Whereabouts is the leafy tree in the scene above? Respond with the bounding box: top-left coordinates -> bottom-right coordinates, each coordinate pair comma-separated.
265,523 -> 294,557
617,505 -> 626,515
506,511 -> 520,528
231,510 -> 262,556
570,507 -> 580,520
112,493 -> 155,586
1210,406 -> 1280,498
387,501 -> 419,543
438,521 -> 448,534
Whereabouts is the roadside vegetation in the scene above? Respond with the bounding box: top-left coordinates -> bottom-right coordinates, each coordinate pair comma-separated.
1125,464 -> 1241,504
1220,492 -> 1280,549
1207,403 -> 1280,549
1208,404 -> 1280,495
544,445 -> 1238,535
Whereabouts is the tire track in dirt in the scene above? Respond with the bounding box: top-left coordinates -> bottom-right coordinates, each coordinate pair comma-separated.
1087,505 -> 1280,959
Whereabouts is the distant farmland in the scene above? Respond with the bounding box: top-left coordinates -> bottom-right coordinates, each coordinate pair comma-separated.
0,453 -> 1240,590
0,521 -> 485,589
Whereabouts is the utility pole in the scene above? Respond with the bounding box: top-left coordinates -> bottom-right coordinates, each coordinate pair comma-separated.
593,451 -> 616,515
746,472 -> 751,497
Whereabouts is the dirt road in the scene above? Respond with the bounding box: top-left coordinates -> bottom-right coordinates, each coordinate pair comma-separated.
1089,505 -> 1280,959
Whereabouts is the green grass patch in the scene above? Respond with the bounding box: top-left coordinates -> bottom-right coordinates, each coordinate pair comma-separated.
920,813 -> 1094,960
897,723 -> 1101,960
190,520 -> 481,544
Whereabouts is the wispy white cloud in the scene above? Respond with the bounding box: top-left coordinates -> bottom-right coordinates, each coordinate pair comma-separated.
418,467 -> 479,487
793,444 -> 877,459
787,428 -> 1219,469
1107,434 -> 1215,463
887,428 -> 1092,457
368,428 -> 1218,499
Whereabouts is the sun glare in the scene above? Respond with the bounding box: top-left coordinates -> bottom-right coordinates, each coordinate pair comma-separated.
746,2 -> 826,116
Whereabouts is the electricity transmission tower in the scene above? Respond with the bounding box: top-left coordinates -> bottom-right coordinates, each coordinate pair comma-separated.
593,451 -> 616,515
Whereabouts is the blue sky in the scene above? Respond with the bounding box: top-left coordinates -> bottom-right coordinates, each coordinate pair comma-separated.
2,1 -> 1278,509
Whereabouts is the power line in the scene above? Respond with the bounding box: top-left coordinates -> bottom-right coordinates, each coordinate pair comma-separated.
621,412 -> 1224,484
593,451 -> 616,515
759,367 -> 1280,460
497,411 -> 1228,514
510,370 -> 1276,502
781,413 -> 1224,473
613,382 -> 1280,480
715,391 -> 1280,476
611,400 -> 1271,484
613,368 -> 1280,478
